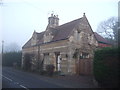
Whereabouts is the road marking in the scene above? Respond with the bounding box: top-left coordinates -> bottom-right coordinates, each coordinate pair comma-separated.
20,85 -> 29,90
14,82 -> 19,85
2,75 -> 12,82
2,75 -> 29,89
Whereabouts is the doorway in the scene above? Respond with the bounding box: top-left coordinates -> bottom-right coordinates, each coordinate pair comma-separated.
76,52 -> 92,75
55,52 -> 61,71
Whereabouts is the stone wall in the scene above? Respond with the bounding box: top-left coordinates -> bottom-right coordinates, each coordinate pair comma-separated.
22,15 -> 98,75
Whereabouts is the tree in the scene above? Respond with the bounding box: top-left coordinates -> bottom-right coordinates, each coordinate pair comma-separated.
113,22 -> 118,45
4,42 -> 21,52
2,51 -> 22,67
23,53 -> 35,71
97,17 -> 118,46
118,21 -> 120,46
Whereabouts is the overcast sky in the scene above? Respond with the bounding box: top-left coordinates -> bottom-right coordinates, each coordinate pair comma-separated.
0,0 -> 119,51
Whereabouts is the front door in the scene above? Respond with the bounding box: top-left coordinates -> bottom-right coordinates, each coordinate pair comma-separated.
57,55 -> 61,71
55,52 -> 61,71
76,52 -> 92,75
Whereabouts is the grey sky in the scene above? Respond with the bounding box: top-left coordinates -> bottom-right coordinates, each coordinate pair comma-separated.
0,0 -> 118,51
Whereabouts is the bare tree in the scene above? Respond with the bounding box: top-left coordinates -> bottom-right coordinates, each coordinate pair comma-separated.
97,17 -> 118,46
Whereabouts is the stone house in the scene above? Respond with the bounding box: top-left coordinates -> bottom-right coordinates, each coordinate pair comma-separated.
22,13 -> 111,75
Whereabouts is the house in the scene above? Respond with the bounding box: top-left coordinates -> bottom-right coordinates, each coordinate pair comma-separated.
22,13 -> 111,75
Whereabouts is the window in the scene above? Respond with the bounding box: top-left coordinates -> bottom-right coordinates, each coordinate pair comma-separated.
77,31 -> 80,41
74,30 -> 78,41
80,52 -> 89,59
44,53 -> 50,64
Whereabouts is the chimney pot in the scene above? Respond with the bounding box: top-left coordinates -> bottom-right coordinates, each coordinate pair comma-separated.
51,14 -> 53,17
83,13 -> 85,17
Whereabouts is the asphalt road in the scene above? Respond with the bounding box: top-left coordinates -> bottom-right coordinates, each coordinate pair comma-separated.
2,67 -> 64,89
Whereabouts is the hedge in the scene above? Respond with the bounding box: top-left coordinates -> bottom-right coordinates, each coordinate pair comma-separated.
2,51 -> 22,67
93,47 -> 119,88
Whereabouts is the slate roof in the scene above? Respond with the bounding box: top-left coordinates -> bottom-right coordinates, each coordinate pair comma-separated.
22,18 -> 82,48
51,18 -> 82,42
22,16 -> 110,49
94,32 -> 111,44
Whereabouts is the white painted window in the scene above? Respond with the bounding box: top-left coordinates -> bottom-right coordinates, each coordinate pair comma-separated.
74,30 -> 78,41
44,53 -> 50,65
57,55 -> 61,71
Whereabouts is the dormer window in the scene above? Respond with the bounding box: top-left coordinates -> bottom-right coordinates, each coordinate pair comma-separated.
44,32 -> 53,43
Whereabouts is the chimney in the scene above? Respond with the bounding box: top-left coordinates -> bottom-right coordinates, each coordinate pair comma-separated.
48,14 -> 59,28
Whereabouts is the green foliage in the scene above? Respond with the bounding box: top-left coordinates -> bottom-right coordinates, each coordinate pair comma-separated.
46,64 -> 55,76
93,47 -> 119,87
2,51 -> 22,67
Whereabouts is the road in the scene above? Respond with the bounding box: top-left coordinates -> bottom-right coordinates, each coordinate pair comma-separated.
2,67 -> 65,89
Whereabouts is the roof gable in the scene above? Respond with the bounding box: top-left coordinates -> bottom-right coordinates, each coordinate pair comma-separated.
23,15 -> 108,48
22,16 -> 90,48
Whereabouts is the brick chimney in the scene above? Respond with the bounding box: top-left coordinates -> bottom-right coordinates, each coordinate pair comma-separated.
48,14 -> 59,28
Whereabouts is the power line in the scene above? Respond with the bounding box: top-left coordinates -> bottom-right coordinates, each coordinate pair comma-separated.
22,0 -> 42,11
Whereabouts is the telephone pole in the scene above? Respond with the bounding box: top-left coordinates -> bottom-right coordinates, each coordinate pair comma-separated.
2,40 -> 4,58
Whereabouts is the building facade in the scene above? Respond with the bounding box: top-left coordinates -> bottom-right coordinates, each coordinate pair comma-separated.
22,13 -> 111,75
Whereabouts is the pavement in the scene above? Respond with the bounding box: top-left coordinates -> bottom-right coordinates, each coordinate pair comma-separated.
2,67 -> 99,88
41,74 -> 99,88
51,75 -> 98,88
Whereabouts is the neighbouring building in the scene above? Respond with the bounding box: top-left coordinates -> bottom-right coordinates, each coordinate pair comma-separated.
94,32 -> 111,48
22,13 -> 111,75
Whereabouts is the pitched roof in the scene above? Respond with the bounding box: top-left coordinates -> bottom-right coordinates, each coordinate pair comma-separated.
51,18 -> 82,42
94,32 -> 111,44
22,38 -> 32,48
22,16 -> 111,49
22,18 -> 82,48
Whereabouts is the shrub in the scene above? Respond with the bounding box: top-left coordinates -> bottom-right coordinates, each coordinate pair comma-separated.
46,64 -> 55,76
23,53 -> 34,71
93,47 -> 119,88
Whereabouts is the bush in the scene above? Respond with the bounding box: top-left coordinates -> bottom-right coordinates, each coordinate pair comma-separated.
46,64 -> 55,76
23,53 -> 34,71
93,47 -> 119,88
